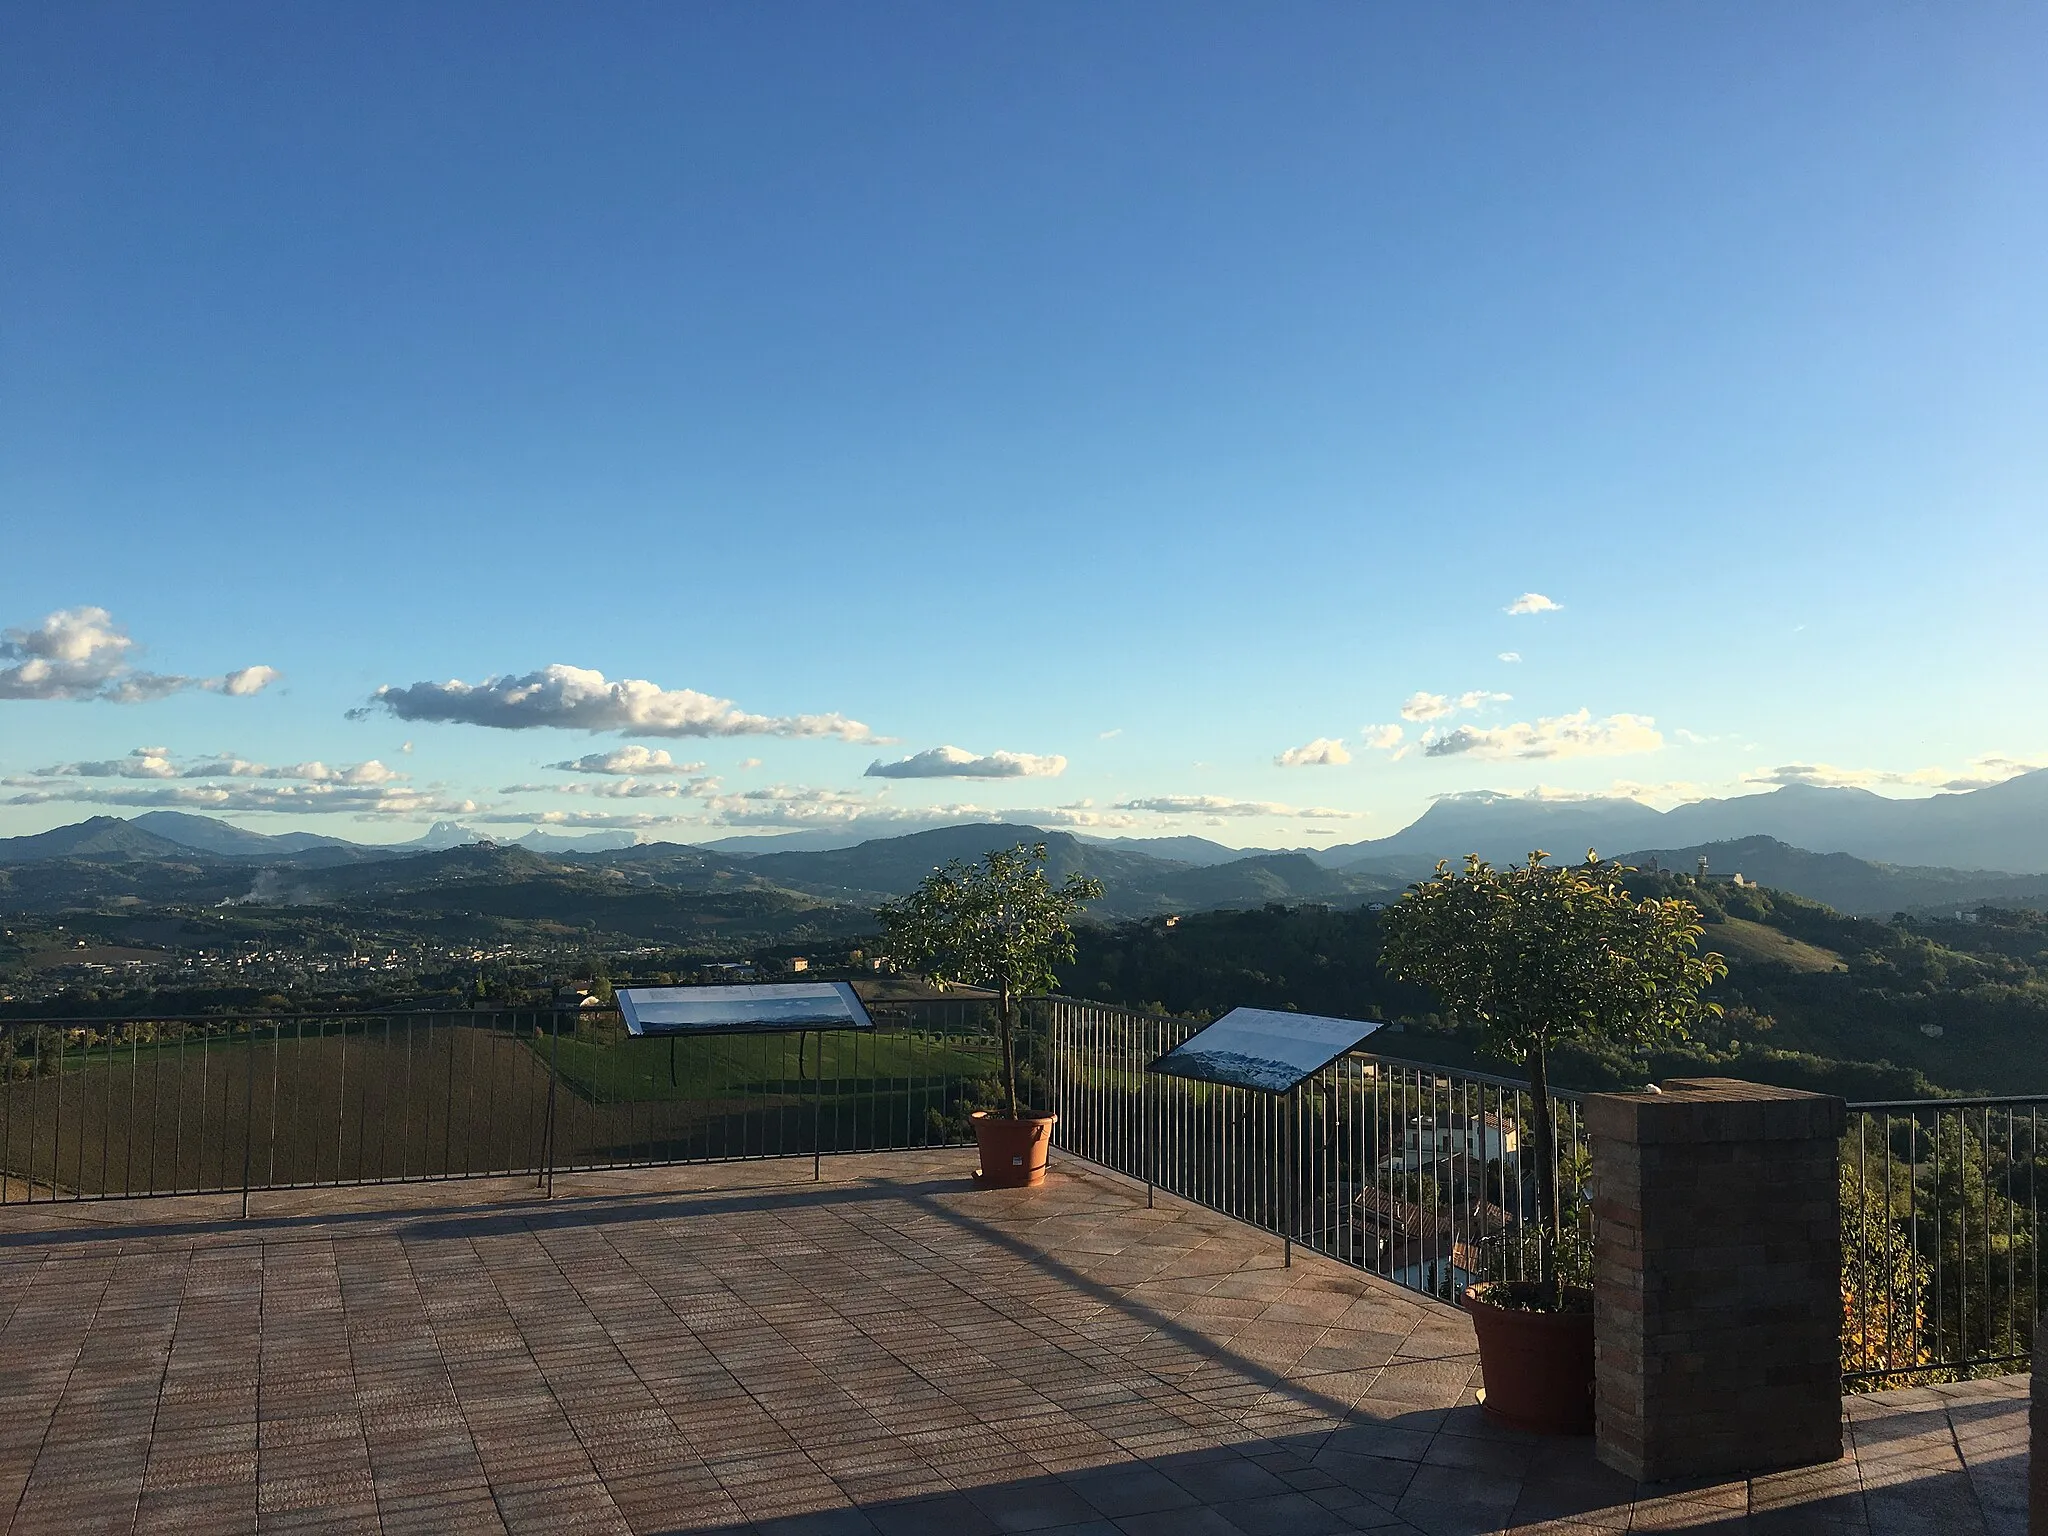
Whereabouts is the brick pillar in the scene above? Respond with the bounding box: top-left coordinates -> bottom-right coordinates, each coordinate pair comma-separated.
1586,1076 -> 1845,1484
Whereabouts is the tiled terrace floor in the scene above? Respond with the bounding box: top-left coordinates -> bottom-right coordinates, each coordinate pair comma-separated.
0,1151 -> 2026,1534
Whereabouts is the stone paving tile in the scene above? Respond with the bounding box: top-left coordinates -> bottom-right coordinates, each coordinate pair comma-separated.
0,1153 -> 2026,1534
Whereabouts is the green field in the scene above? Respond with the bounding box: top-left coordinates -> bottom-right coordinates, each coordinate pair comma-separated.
1705,917 -> 1847,974
545,1016 -> 1004,1167
0,1014 -> 1007,1199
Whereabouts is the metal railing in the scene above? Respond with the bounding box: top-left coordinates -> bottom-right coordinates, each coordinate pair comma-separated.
0,1001 -> 1590,1307
0,1001 -> 1010,1207
1041,999 -> 1587,1301
1840,1096 -> 2042,1387
3,999 -> 2028,1388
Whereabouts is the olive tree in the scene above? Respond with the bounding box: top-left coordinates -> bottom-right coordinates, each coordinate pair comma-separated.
1379,852 -> 1726,1307
877,842 -> 1104,1119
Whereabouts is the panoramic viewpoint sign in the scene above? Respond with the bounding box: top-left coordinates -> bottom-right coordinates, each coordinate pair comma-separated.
616,981 -> 876,1036
1146,1006 -> 1383,1093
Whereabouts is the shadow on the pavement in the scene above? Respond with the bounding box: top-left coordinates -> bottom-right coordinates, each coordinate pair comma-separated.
0,1166 -> 951,1250
631,1409 -> 1664,1536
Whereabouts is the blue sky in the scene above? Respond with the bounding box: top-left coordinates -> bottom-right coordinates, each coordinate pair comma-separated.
4,3 -> 2044,846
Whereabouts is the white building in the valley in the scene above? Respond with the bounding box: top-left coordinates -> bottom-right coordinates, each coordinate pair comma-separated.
1381,1111 -> 1519,1174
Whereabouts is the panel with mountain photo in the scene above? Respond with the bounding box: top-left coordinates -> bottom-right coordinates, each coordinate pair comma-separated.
1147,1007 -> 1384,1093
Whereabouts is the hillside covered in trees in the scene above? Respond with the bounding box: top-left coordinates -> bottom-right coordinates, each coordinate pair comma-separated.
1058,876 -> 2048,1100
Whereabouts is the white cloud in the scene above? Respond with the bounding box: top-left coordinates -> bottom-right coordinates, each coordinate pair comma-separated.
1115,795 -> 1361,819
218,665 -> 281,697
361,664 -> 881,741
1029,800 -> 1141,829
34,750 -> 402,785
697,785 -> 1023,829
39,747 -> 179,779
1505,593 -> 1562,616
1744,755 -> 2048,794
7,780 -> 477,820
1276,737 -> 1351,768
1400,689 -> 1510,723
502,776 -> 720,800
1360,724 -> 1407,753
702,784 -> 885,826
1603,779 -> 1718,809
1431,786 -> 1618,805
277,760 -> 400,784
472,810 -> 691,831
864,746 -> 1066,780
1498,652 -> 1522,663
0,607 -> 275,703
1975,754 -> 2048,779
1422,710 -> 1664,761
1432,780 -> 1702,807
1099,728 -> 1123,740
0,607 -> 135,699
546,745 -> 706,776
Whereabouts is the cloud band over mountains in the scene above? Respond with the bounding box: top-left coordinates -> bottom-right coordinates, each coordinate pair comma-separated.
1422,709 -> 1662,760
29,748 -> 399,784
360,664 -> 880,741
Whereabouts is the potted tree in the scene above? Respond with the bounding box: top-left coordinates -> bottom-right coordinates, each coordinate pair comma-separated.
1379,851 -> 1724,1433
877,841 -> 1103,1188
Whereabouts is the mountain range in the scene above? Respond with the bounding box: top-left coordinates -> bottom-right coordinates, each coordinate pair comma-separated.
1307,771 -> 2048,875
3,768 -> 2047,922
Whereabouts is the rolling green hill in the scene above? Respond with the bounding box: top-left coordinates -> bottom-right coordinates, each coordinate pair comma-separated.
1059,876 -> 2048,1099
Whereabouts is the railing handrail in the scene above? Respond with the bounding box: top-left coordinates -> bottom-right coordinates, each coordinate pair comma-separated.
1849,1095 -> 2048,1111
0,1006 -> 575,1027
0,997 -> 1585,1102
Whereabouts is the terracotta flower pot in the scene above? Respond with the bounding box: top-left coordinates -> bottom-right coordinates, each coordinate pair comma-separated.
1464,1282 -> 1595,1435
970,1111 -> 1056,1189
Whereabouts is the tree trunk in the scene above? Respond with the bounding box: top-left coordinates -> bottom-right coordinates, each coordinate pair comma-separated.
1526,1039 -> 1563,1310
999,980 -> 1019,1120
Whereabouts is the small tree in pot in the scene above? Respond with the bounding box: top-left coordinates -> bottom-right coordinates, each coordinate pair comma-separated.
878,842 -> 1103,1188
1379,851 -> 1724,1431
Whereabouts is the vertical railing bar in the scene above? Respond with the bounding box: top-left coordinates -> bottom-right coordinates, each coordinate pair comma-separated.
51,1029 -> 63,1202
470,1015 -> 488,1178
1960,1108 -> 1971,1368
1,1028 -> 14,1206
1855,1113 -> 1870,1377
358,1018 -> 374,1183
1883,1113 -> 1899,1380
543,1009 -> 560,1196
376,1016 -> 391,1184
333,1017 -> 348,1187
1931,1110 -> 1945,1369
2004,1106 -> 2017,1366
238,1022 -> 255,1218
404,1013 -> 418,1182
100,1026 -> 113,1199
180,1027 -> 196,1197
147,1022 -> 161,1197
26,1027 -> 42,1204
441,1018 -> 456,1179
265,1020 -> 280,1190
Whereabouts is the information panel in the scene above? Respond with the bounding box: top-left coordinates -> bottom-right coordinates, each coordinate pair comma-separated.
616,981 -> 876,1037
1146,1007 -> 1383,1093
